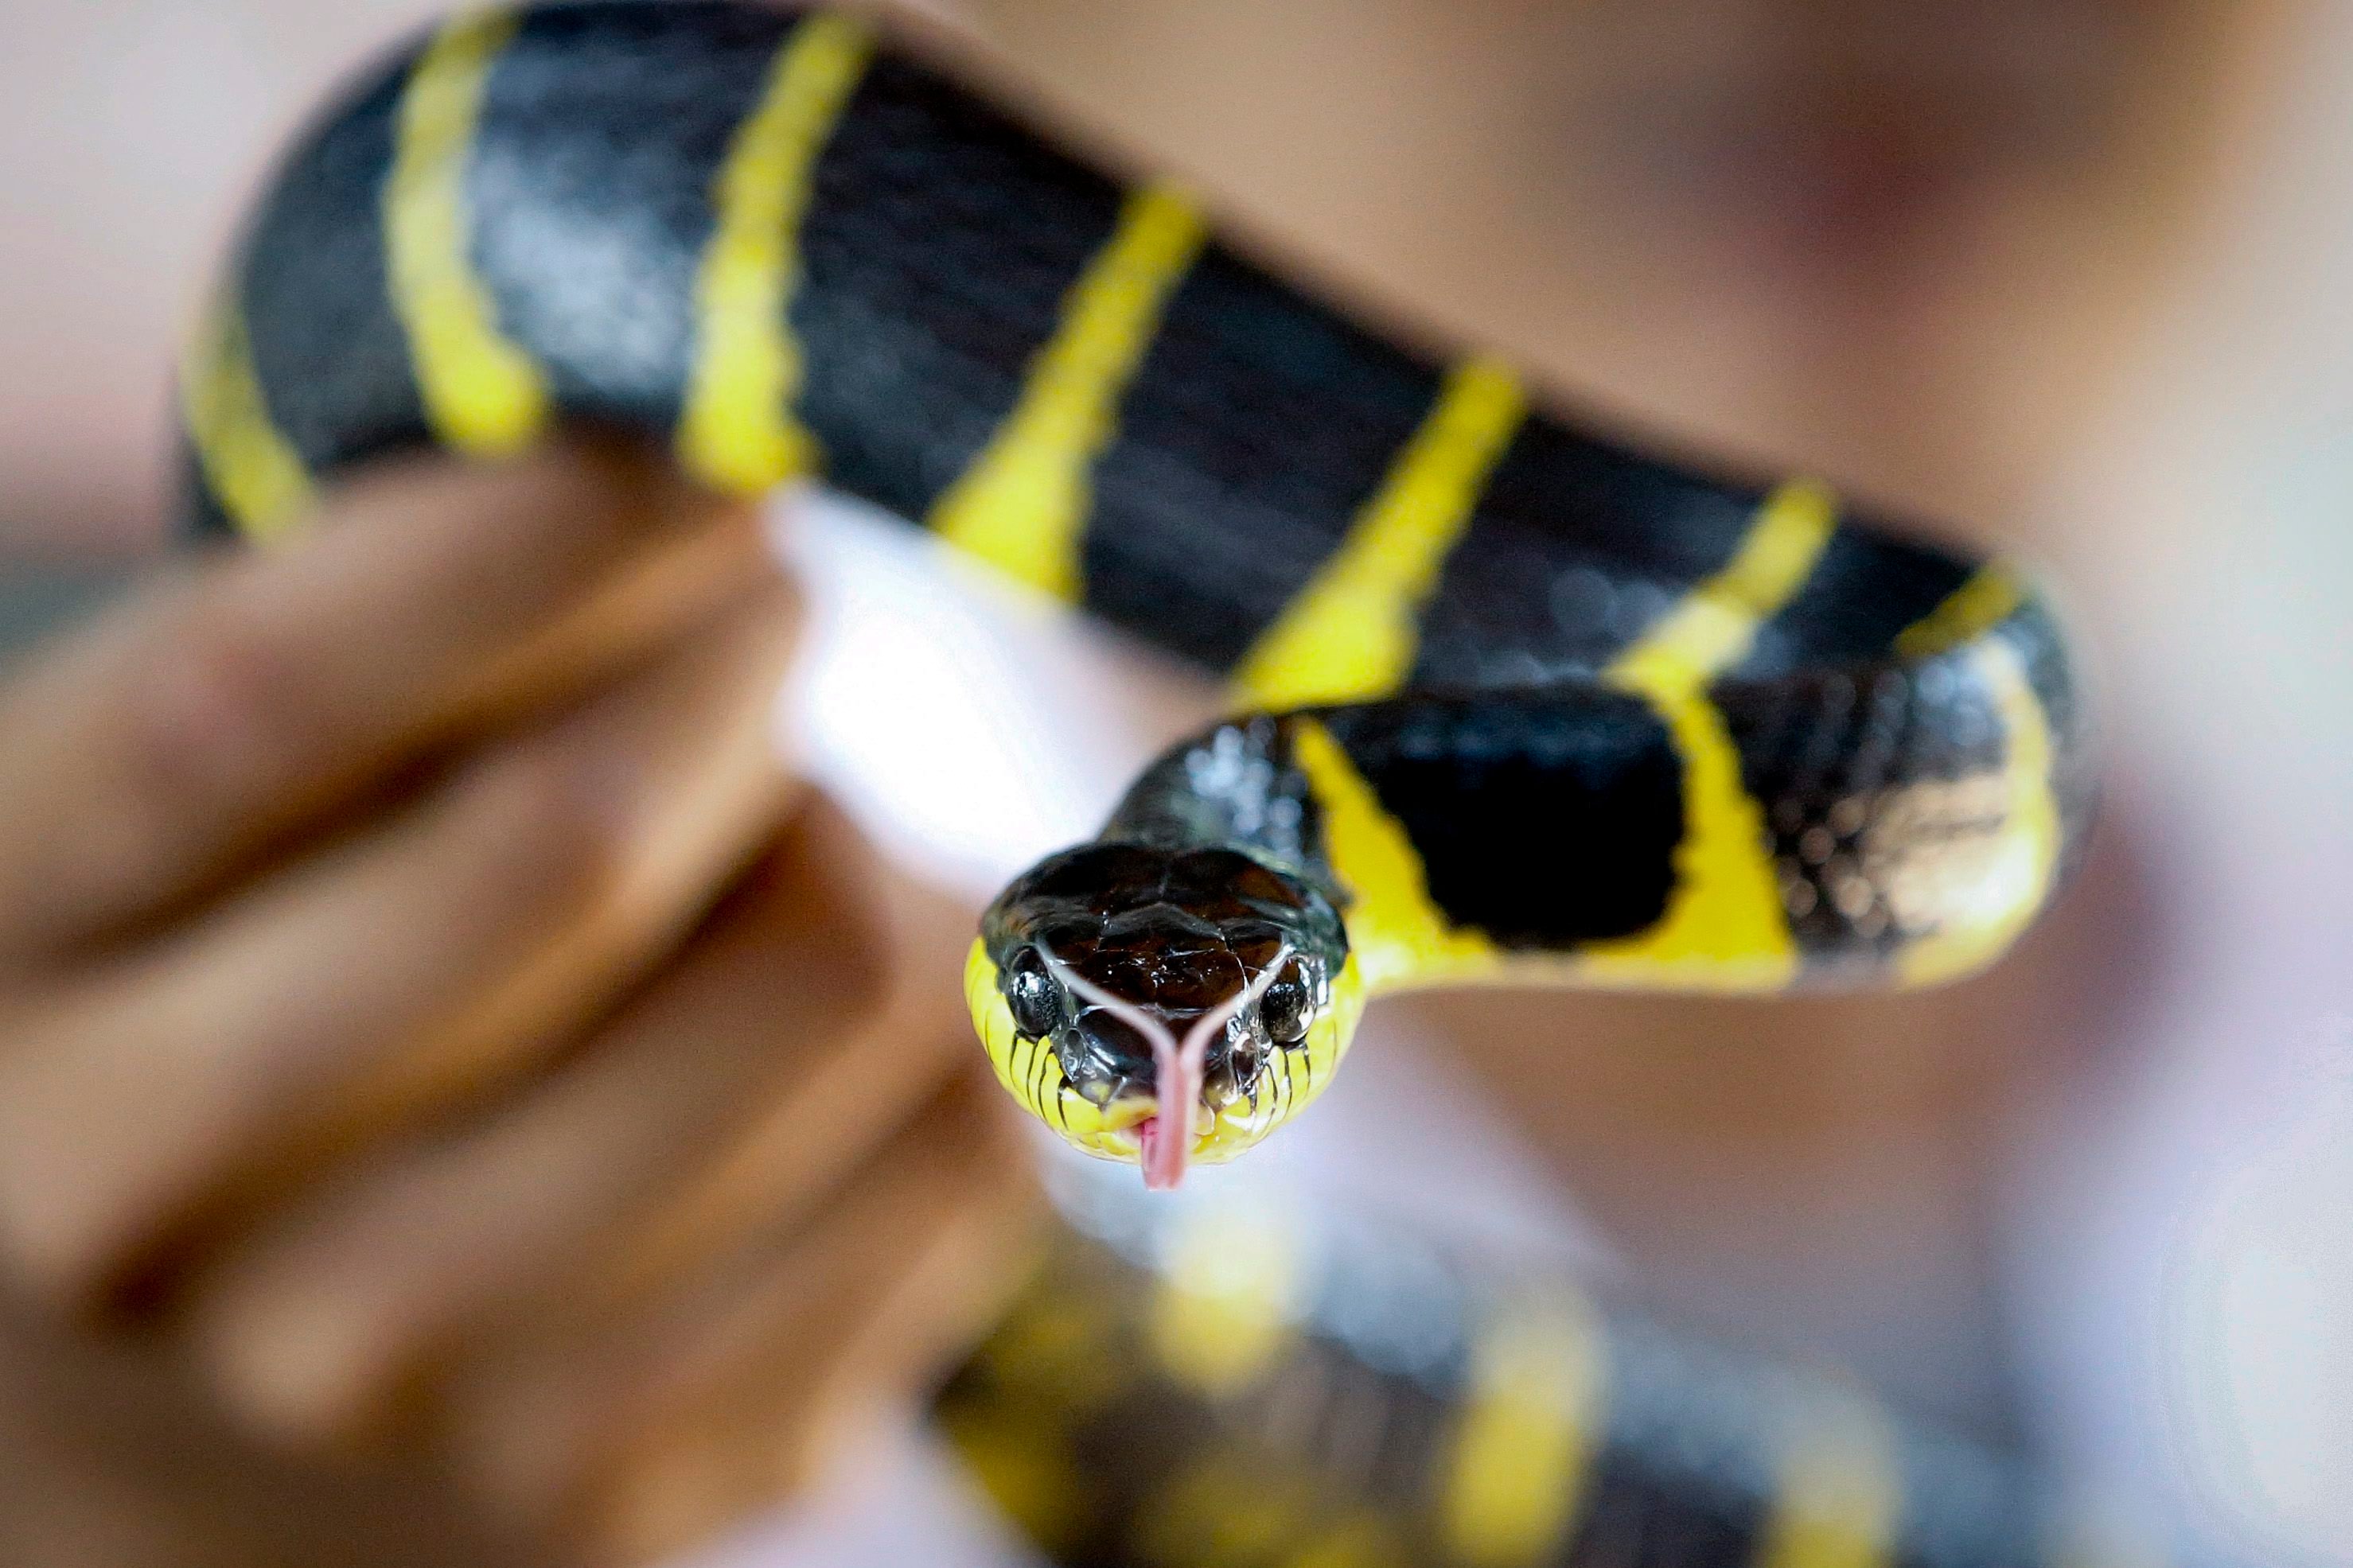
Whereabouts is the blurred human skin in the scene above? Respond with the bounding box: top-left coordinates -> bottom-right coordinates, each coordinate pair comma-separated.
0,443 -> 1036,1567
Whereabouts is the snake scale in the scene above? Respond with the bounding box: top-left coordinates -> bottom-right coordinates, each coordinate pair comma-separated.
176,3 -> 2121,1563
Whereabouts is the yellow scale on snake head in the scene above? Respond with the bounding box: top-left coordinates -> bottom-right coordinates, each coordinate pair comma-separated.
180,0 -> 2094,1188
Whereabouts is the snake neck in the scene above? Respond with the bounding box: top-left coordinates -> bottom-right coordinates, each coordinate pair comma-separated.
1101,713 -> 1340,898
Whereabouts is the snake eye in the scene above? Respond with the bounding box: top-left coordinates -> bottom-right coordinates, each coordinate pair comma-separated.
1003,947 -> 1062,1039
1259,957 -> 1315,1046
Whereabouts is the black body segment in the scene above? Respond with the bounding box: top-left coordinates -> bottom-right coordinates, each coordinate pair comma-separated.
467,2 -> 789,430
1572,1444 -> 1773,1568
2005,591 -> 2098,881
1079,242 -> 1445,669
1411,420 -> 1774,686
1732,521 -> 1978,679
228,54 -> 430,492
797,53 -> 1128,523
938,1174 -> 2094,1568
1319,691 -> 1687,949
1718,649 -> 2008,963
1722,594 -> 2079,971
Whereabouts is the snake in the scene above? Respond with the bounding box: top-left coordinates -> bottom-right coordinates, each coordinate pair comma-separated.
941,1164 -> 2164,1568
177,0 -> 2093,1194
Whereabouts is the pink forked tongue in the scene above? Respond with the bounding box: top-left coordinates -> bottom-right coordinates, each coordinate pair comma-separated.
1032,937 -> 1292,1193
1139,1026 -> 1207,1191
1140,951 -> 1293,1192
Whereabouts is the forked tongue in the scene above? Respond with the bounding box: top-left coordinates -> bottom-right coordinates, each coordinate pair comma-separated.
1034,939 -> 1291,1193
1139,1032 -> 1202,1191
1141,950 -> 1293,1192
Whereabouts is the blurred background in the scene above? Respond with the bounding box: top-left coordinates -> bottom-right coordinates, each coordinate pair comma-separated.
1,0 -> 2347,1562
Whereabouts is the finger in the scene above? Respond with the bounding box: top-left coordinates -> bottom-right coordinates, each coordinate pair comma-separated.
0,439 -> 766,956
444,1074 -> 1033,1533
0,574 -> 799,1313
582,1158 -> 1036,1568
181,797 -> 973,1452
566,813 -> 988,1319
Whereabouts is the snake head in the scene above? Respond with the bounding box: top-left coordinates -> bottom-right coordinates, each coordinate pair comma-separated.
968,842 -> 1360,1187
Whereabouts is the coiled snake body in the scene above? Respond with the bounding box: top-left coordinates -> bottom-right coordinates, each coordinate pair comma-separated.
181,0 -> 2093,1190
175,5 -> 2115,1562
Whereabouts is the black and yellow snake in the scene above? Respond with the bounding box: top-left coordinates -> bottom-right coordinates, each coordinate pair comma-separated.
177,3 -> 2114,1561
179,0 -> 2092,1188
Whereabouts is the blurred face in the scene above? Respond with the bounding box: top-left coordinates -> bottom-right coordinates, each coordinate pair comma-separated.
963,0 -> 2250,526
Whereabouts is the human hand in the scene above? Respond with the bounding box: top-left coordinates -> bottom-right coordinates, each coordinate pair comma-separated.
0,442 -> 1035,1567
